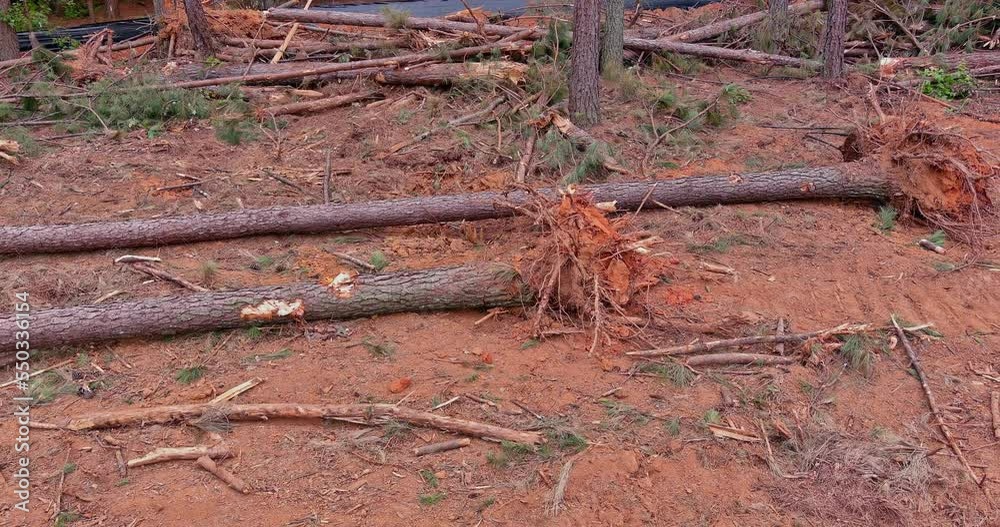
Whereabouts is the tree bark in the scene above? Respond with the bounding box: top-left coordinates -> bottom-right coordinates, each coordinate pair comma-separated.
879,50 -> 1000,75
152,0 -> 164,21
767,0 -> 792,48
570,0 -> 601,127
183,0 -> 216,55
0,0 -> 17,61
821,0 -> 848,78
685,353 -> 796,367
266,9 -> 820,71
62,402 -> 545,444
601,0 -> 625,73
0,264 -> 528,350
105,0 -> 120,18
258,91 -> 381,117
0,163 -> 891,255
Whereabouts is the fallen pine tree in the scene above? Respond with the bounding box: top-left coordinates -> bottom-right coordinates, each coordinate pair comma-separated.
0,163 -> 894,254
665,0 -> 824,43
0,264 -> 527,351
265,8 -> 820,70
56,402 -> 544,444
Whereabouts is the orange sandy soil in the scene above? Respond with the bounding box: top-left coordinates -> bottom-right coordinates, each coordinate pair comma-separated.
1,59 -> 999,526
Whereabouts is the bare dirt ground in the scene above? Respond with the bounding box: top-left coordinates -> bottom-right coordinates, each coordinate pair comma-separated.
1,47 -> 999,527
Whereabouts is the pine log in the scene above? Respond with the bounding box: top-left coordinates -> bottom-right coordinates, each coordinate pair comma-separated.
63,402 -> 545,444
0,163 -> 889,255
375,61 -> 528,87
220,36 -> 404,53
257,90 -> 381,117
414,438 -> 471,456
879,50 -> 1000,75
266,9 -> 819,69
0,264 -> 526,351
684,353 -> 797,367
666,0 -> 823,43
175,61 -> 381,85
196,456 -> 249,493
163,36 -> 533,89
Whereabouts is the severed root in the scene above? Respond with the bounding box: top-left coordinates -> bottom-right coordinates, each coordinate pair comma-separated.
127,445 -> 231,468
197,456 -> 250,493
63,403 -> 544,444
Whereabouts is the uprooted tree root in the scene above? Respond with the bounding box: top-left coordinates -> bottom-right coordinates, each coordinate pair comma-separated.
844,117 -> 999,245
514,188 -> 666,351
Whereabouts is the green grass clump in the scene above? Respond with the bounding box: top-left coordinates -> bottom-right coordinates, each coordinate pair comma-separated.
486,441 -> 536,468
369,251 -> 389,272
926,230 -> 947,246
920,67 -> 975,100
419,492 -> 446,506
27,371 -> 74,404
876,205 -> 898,233
1,126 -> 42,156
638,362 -> 694,387
419,469 -> 439,488
380,6 -> 410,29
548,430 -> 588,452
362,338 -> 395,358
664,417 -> 681,436
175,366 -> 206,385
838,334 -> 876,376
703,409 -> 721,424
54,511 -> 81,527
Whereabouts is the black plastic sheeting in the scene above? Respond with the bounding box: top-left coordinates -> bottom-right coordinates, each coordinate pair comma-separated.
17,17 -> 155,52
16,0 -> 716,52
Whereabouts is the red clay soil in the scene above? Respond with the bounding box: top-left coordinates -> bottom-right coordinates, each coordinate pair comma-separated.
0,63 -> 998,527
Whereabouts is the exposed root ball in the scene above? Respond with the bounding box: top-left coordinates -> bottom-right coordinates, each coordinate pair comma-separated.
847,117 -> 998,243
516,188 -> 665,347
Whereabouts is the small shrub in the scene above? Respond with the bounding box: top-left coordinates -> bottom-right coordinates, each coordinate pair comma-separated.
175,366 -> 206,384
920,67 -> 975,100
876,205 -> 898,233
380,6 -> 410,29
88,77 -> 211,130
838,334 -> 875,376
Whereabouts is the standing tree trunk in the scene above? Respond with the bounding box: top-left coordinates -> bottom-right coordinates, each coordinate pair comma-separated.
0,0 -> 18,60
88,0 -> 96,22
184,0 -> 216,55
821,0 -> 848,78
768,0 -> 790,49
570,0 -> 601,127
600,0 -> 625,74
152,0 -> 165,21
105,0 -> 120,18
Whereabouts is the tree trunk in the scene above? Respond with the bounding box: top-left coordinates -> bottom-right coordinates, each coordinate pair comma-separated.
570,0 -> 601,127
601,0 -> 625,73
768,0 -> 792,47
374,61 -> 528,87
623,36 -> 819,69
879,50 -> 1000,75
183,0 -> 216,55
105,0 -> 120,18
152,0 -> 165,20
821,0 -> 848,78
0,0 -> 17,61
165,39 -> 532,89
63,402 -> 545,444
258,91 -> 381,117
0,163 -> 890,255
0,264 -> 527,351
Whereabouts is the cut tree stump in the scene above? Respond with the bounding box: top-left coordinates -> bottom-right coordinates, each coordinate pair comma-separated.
0,163 -> 890,255
0,264 -> 527,351
62,402 -> 545,444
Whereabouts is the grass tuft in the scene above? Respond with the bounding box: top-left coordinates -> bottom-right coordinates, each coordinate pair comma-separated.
175,365 -> 206,385
876,205 -> 898,233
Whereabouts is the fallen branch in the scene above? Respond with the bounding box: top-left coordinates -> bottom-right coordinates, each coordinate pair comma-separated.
540,112 -> 628,174
127,445 -> 231,468
388,95 -> 507,153
127,262 -> 209,292
257,91 -> 381,117
210,378 -> 263,404
0,35 -> 158,69
891,316 -> 983,488
515,129 -> 537,183
684,353 -> 797,367
270,0 -> 315,64
0,264 -> 526,351
666,0 -> 823,43
549,458 -> 575,515
413,437 -> 471,456
196,456 -> 249,493
627,323 -> 872,358
0,163 -> 894,255
375,61 -> 528,87
63,402 -> 545,444
992,391 -> 1000,440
